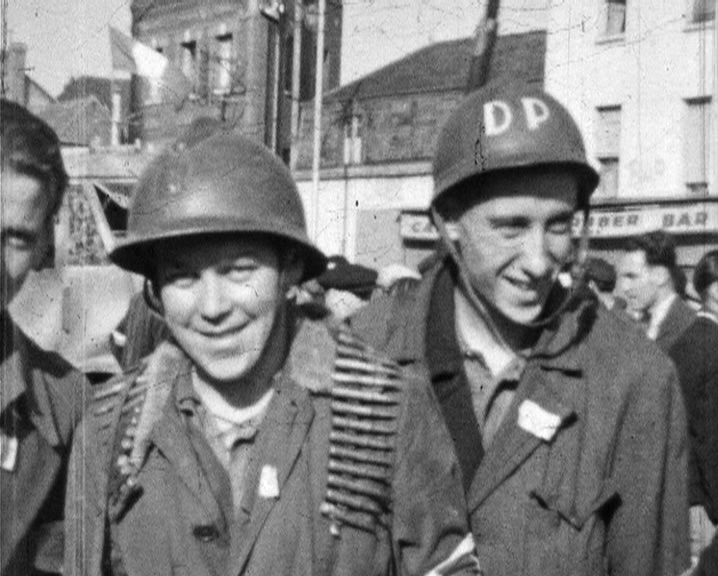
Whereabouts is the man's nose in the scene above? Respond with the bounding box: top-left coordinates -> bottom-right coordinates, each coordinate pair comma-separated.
520,228 -> 552,278
198,271 -> 231,319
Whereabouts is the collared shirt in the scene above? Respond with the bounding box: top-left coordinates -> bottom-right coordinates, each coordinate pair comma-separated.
454,289 -> 528,449
697,309 -> 718,325
647,293 -> 676,340
174,370 -> 273,520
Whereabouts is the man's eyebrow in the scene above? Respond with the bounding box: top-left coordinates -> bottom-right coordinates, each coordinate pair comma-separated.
488,215 -> 531,225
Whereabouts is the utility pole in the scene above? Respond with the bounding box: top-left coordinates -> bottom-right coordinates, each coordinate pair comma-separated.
310,0 -> 326,242
260,0 -> 287,155
1,0 -> 8,96
289,0 -> 303,171
466,0 -> 500,92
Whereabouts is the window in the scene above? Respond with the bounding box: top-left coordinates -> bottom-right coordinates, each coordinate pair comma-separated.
602,0 -> 626,36
147,41 -> 167,103
595,106 -> 622,197
180,40 -> 197,89
684,98 -> 712,194
343,113 -> 363,165
689,0 -> 716,23
214,33 -> 233,94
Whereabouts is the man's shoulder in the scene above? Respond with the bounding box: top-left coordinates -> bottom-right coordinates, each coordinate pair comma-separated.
352,272 -> 434,358
19,326 -> 87,385
671,316 -> 718,358
568,300 -> 675,387
17,327 -> 91,435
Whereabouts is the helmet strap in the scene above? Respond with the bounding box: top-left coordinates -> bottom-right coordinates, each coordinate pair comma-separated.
431,206 -> 513,355
143,278 -> 164,316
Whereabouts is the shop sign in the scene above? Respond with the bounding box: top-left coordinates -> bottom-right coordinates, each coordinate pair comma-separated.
574,203 -> 718,238
399,213 -> 459,241
402,202 -> 718,242
400,212 -> 439,241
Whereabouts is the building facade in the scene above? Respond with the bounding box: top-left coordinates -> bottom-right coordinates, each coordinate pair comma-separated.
545,0 -> 717,284
1,42 -> 55,112
130,0 -> 342,153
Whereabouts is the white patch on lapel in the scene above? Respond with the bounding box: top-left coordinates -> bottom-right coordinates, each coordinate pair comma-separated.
0,433 -> 19,472
258,465 -> 280,499
518,399 -> 562,442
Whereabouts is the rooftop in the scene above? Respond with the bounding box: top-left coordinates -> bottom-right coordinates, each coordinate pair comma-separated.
325,29 -> 546,102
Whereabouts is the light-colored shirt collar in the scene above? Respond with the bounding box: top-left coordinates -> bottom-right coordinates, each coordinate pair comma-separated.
647,293 -> 676,340
697,309 -> 718,325
454,287 -> 521,377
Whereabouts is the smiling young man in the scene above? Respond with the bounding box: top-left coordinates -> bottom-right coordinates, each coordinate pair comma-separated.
65,129 -> 480,576
1,99 -> 89,575
353,83 -> 690,576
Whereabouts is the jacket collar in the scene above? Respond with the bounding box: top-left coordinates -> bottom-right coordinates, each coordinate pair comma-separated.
0,317 -> 62,447
414,256 -> 589,377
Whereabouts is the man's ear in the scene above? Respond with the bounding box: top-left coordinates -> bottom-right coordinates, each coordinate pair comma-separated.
650,265 -> 670,288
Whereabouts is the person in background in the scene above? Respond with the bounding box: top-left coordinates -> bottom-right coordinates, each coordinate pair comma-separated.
315,255 -> 378,320
1,99 -> 90,575
670,250 -> 718,575
65,130 -> 480,576
583,256 -> 626,311
376,263 -> 422,297
617,230 -> 696,351
353,82 -> 689,576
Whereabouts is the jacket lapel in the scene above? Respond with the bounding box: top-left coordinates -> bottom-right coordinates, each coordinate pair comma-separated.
230,378 -> 314,574
149,402 -> 227,525
0,332 -> 64,572
468,363 -> 577,510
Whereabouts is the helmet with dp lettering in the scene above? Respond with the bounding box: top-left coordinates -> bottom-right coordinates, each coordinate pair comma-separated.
432,82 -> 599,212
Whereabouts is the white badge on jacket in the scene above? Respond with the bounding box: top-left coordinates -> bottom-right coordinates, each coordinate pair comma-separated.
0,433 -> 19,472
258,464 -> 280,499
518,400 -> 562,442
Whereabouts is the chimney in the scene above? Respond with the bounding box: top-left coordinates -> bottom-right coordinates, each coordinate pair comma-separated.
3,42 -> 28,104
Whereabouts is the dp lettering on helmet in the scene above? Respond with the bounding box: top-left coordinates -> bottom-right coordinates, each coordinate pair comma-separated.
483,97 -> 551,137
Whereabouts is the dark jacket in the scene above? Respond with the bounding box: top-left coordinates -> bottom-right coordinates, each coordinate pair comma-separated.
1,317 -> 89,575
65,315 -> 478,576
669,315 -> 718,575
353,256 -> 690,576
655,296 -> 696,353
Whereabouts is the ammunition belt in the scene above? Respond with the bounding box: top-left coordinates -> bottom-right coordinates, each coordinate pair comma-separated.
320,326 -> 404,535
93,373 -> 150,523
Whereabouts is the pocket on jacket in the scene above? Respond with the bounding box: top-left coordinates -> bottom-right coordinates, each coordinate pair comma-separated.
523,481 -> 619,575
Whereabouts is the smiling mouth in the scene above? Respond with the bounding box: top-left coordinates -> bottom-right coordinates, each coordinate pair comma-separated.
506,277 -> 541,292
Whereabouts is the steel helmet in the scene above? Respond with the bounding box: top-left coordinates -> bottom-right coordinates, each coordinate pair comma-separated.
110,132 -> 327,281
432,82 -> 599,211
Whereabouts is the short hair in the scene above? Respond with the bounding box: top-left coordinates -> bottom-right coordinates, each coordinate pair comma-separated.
585,257 -> 616,292
693,250 -> 718,297
624,230 -> 677,270
1,98 -> 68,217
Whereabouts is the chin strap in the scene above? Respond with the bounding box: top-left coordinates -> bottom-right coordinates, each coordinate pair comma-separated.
430,205 -> 591,348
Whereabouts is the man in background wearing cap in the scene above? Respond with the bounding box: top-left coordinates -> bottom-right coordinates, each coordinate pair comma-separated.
584,256 -> 627,311
1,99 -> 89,574
315,255 -> 377,320
354,82 -> 689,575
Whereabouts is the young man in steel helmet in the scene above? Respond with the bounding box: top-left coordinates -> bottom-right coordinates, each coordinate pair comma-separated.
353,82 -> 689,575
1,99 -> 90,575
64,127 -> 480,576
